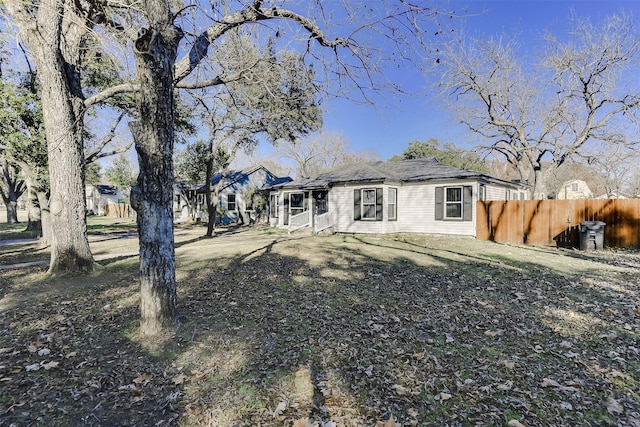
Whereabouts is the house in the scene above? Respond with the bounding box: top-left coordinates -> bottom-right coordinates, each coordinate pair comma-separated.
556,179 -> 593,200
267,158 -> 528,236
85,184 -> 125,215
176,165 -> 292,224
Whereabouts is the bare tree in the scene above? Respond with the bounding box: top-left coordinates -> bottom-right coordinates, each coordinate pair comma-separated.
277,131 -> 379,178
584,142 -> 640,198
439,12 -> 640,199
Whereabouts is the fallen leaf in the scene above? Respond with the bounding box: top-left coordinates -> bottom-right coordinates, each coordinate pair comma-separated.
42,361 -> 59,370
507,420 -> 525,427
445,333 -> 454,343
375,414 -> 399,427
501,360 -> 516,369
293,419 -> 313,427
364,365 -> 374,377
606,397 -> 624,414
391,384 -> 410,395
65,351 -> 77,358
25,363 -> 40,372
484,329 -> 505,337
0,348 -> 13,354
439,392 -> 452,401
133,372 -> 152,384
497,380 -> 513,391
273,400 -> 288,417
186,403 -> 202,417
541,378 -> 561,388
171,373 -> 186,385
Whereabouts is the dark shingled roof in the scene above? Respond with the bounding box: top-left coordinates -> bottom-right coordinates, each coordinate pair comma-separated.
270,158 -> 509,190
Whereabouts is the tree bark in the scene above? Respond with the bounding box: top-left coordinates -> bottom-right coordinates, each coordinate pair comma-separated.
5,201 -> 19,224
4,0 -> 95,273
130,4 -> 183,335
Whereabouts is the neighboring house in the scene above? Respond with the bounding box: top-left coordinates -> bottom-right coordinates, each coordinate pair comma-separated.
267,158 -> 528,236
85,184 -> 124,215
176,165 -> 291,224
556,180 -> 593,200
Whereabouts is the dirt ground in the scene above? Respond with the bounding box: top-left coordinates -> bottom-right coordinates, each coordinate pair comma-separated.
1,224 -> 639,426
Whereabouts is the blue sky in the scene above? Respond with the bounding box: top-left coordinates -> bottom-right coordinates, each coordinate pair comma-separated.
310,0 -> 640,161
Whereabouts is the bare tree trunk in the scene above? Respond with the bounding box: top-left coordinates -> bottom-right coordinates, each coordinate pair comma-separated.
130,3 -> 183,336
5,201 -> 18,224
205,149 -> 216,237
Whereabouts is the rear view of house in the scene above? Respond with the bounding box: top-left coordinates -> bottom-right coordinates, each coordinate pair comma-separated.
268,158 -> 527,236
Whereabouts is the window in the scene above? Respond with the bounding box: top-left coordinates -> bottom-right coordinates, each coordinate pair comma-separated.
353,188 -> 383,221
571,182 -> 579,192
445,187 -> 463,219
269,194 -> 278,218
362,189 -> 377,219
227,194 -> 236,211
388,188 -> 397,221
435,186 -> 473,221
290,192 -> 305,216
314,191 -> 328,214
479,184 -> 486,201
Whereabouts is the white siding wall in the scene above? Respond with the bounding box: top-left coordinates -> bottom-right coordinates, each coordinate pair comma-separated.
331,181 -> 477,236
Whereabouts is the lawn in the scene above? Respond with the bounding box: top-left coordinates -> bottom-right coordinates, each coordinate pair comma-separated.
0,222 -> 639,426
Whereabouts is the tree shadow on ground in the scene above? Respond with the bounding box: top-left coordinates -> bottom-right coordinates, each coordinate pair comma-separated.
174,233 -> 640,426
1,232 -> 637,426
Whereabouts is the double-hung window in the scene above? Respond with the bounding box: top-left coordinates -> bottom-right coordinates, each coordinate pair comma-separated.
290,192 -> 305,216
269,194 -> 278,218
388,188 -> 397,221
361,189 -> 377,220
354,188 -> 383,221
445,187 -> 463,219
227,194 -> 236,211
435,186 -> 473,221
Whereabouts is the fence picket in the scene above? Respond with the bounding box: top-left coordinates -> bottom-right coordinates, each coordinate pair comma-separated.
477,199 -> 640,249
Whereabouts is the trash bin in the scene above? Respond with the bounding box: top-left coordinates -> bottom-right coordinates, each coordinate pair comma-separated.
579,221 -> 606,251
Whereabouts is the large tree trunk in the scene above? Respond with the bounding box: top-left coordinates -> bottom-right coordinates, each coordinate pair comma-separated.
39,62 -> 94,272
5,0 -> 95,273
5,201 -> 18,224
130,5 -> 183,336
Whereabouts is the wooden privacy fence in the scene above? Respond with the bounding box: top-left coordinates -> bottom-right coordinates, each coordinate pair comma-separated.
477,199 -> 640,249
104,203 -> 134,218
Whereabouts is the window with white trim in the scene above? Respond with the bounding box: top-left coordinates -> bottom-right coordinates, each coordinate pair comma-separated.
353,188 -> 383,221
388,188 -> 397,221
269,194 -> 278,218
290,192 -> 305,216
445,187 -> 463,219
435,186 -> 473,221
227,194 -> 236,211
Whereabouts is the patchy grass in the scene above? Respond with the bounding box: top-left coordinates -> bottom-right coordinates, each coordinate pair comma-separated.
0,227 -> 639,426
